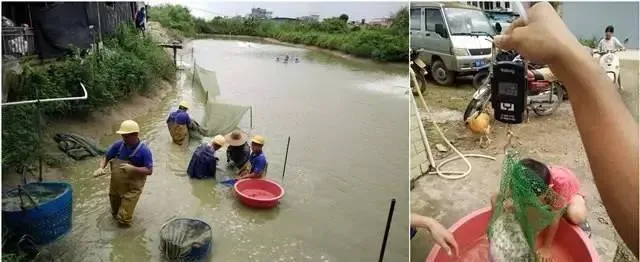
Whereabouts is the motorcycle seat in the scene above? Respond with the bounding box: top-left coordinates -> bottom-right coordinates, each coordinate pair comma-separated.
529,67 -> 557,81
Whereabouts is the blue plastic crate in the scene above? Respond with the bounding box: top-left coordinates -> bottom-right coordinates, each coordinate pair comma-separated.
2,182 -> 73,245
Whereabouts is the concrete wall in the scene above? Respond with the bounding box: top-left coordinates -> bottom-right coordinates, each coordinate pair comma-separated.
561,2 -> 639,48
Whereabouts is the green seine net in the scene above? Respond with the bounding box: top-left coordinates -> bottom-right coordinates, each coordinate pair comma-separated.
487,150 -> 566,261
191,62 -> 251,136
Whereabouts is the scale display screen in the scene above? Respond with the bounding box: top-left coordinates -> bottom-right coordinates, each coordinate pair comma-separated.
498,82 -> 519,97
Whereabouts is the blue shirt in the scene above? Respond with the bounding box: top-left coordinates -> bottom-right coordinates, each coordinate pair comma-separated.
249,151 -> 267,175
167,110 -> 191,125
187,144 -> 218,179
106,140 -> 153,169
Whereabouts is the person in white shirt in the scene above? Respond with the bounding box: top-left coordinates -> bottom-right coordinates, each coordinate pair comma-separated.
597,25 -> 626,52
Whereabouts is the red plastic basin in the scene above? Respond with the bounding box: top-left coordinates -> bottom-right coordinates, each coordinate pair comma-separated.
426,207 -> 598,262
233,178 -> 284,208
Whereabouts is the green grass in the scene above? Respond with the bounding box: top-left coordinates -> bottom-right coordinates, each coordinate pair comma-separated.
579,36 -> 599,48
421,79 -> 475,112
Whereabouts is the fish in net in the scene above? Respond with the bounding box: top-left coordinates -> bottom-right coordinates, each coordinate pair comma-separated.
2,184 -> 65,211
160,218 -> 212,261
487,151 -> 566,261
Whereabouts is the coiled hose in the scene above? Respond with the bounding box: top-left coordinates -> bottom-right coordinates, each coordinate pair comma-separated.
411,72 -> 496,182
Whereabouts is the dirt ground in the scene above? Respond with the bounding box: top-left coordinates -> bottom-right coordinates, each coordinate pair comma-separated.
410,60 -> 639,261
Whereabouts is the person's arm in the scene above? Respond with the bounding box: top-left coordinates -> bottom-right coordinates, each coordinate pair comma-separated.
248,157 -> 266,178
140,148 -> 153,175
410,213 -> 433,228
100,142 -> 120,168
613,37 -> 626,50
212,156 -> 219,176
125,148 -> 153,176
410,213 -> 459,256
548,41 -> 639,254
596,38 -> 605,51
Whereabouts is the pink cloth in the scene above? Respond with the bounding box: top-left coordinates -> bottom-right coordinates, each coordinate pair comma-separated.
548,166 -> 582,209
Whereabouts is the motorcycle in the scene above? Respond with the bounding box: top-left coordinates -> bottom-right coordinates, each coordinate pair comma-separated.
410,49 -> 428,94
592,38 -> 629,90
463,52 -> 564,122
471,50 -> 519,89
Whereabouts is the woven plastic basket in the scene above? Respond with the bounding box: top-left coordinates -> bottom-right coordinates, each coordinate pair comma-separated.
159,218 -> 212,261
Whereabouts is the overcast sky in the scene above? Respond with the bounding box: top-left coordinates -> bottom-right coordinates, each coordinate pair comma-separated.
147,1 -> 407,21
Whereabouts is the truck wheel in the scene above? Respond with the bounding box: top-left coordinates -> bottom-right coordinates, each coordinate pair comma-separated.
431,59 -> 455,86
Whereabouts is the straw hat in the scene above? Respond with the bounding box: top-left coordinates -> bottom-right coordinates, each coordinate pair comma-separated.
212,135 -> 226,147
224,130 -> 248,147
179,101 -> 189,109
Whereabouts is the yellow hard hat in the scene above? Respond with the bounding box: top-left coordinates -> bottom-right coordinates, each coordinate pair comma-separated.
116,120 -> 140,134
251,135 -> 265,145
179,101 -> 189,109
212,135 -> 226,147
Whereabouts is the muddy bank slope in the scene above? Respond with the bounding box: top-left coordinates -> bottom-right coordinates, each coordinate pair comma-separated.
2,23 -> 185,186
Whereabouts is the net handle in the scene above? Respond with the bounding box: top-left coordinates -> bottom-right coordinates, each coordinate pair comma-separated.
17,185 -> 40,211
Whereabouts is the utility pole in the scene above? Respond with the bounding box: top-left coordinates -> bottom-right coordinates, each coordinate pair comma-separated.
96,2 -> 103,48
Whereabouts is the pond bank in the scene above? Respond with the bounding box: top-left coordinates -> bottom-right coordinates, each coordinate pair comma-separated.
196,34 -> 406,66
2,24 -> 184,188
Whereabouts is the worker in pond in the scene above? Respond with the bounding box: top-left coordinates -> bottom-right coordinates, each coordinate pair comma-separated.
187,135 -> 226,179
238,135 -> 268,179
166,101 -> 191,145
92,120 -> 153,226
225,130 -> 251,173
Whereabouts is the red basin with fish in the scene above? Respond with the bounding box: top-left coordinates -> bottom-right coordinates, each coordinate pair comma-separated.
426,207 -> 598,262
233,178 -> 284,208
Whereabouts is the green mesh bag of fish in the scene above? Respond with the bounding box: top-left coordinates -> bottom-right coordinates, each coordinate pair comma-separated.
487,151 -> 566,261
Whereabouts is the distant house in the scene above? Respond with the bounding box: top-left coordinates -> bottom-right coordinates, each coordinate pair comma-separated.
299,15 -> 320,22
1,2 -> 138,59
248,8 -> 272,19
368,18 -> 393,28
559,2 -> 639,48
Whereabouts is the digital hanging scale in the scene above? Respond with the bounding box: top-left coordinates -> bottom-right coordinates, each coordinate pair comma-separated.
490,1 -> 529,125
490,61 -> 527,124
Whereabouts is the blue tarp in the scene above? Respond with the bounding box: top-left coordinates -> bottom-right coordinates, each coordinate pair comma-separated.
187,144 -> 218,179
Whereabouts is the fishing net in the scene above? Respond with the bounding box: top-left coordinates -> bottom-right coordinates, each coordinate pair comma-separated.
487,151 -> 566,261
193,63 -> 220,101
191,62 -> 251,136
2,184 -> 66,211
201,100 -> 250,137
160,218 -> 212,261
